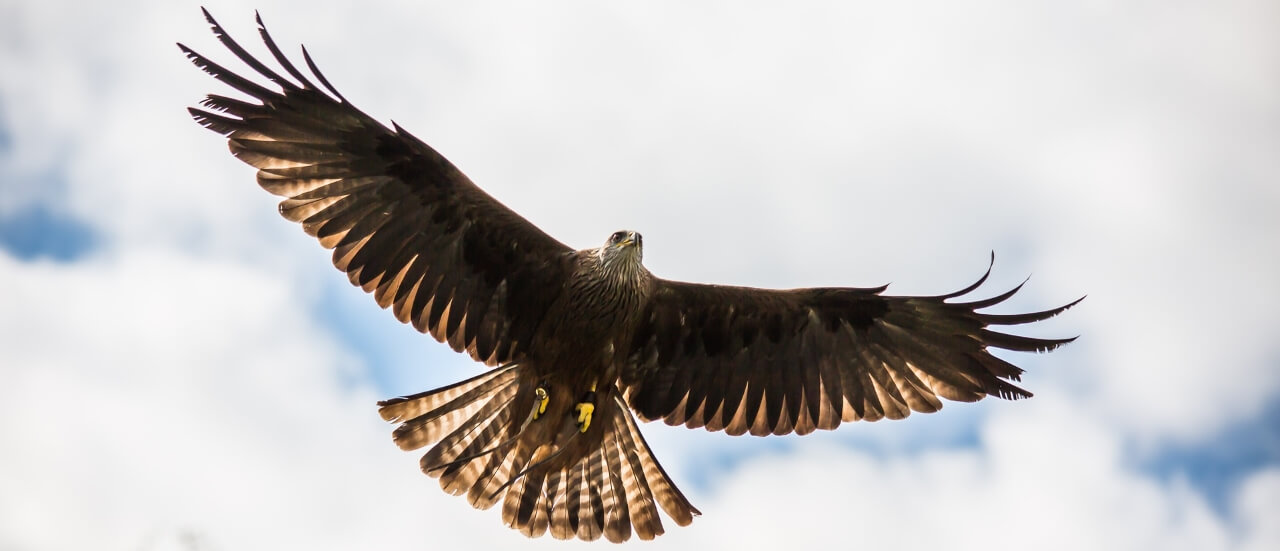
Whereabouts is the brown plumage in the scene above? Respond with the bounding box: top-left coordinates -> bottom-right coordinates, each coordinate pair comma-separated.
182,10 -> 1080,543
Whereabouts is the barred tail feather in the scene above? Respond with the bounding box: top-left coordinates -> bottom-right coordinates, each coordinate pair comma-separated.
377,363 -> 526,501
610,394 -> 701,530
505,393 -> 700,542
380,375 -> 699,542
377,363 -> 518,425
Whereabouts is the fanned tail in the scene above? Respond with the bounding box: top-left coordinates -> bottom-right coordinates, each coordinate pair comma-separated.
501,393 -> 700,542
379,372 -> 699,542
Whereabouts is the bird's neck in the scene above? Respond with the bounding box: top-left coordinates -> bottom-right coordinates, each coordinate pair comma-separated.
594,249 -> 645,286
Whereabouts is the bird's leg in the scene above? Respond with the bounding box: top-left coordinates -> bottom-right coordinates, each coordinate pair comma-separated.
574,382 -> 597,433
533,381 -> 550,420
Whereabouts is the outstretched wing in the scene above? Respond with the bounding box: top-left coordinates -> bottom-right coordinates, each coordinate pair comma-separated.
181,10 -> 573,366
621,257 -> 1080,436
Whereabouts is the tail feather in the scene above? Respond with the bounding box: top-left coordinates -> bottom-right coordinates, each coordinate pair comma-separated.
502,464 -> 545,537
612,394 -> 701,527
378,363 -> 517,423
468,443 -> 520,510
613,420 -> 664,540
436,403 -> 519,497
379,370 -> 700,542
578,456 -> 606,541
420,386 -> 518,471
415,388 -> 515,474
546,469 -> 573,540
563,458 -> 585,537
406,386 -> 513,455
601,435 -> 632,543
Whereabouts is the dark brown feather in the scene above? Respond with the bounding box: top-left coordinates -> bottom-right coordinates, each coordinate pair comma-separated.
622,261 -> 1079,434
181,11 -> 573,367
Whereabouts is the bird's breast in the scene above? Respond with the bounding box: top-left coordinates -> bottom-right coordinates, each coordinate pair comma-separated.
525,272 -> 644,384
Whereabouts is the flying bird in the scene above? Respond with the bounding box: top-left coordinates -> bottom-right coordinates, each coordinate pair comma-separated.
181,10 -> 1080,543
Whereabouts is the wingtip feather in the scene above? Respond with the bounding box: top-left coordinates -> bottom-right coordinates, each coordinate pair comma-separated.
935,251 -> 996,300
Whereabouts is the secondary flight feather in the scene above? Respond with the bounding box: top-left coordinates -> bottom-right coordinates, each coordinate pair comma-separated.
181,9 -> 1080,542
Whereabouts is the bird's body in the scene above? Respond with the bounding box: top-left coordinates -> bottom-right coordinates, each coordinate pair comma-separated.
375,231 -> 699,540
182,10 -> 1079,542
538,239 -> 652,387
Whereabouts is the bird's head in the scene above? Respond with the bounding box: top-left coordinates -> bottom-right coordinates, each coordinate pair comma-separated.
600,229 -> 644,269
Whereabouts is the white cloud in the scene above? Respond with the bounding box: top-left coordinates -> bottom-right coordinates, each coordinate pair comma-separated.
662,398 -> 1280,551
1,0 -> 1277,548
1235,469 -> 1280,551
0,251 -> 593,550
0,251 -> 386,549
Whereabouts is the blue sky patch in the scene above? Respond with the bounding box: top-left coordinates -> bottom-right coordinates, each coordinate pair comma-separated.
0,204 -> 98,261
313,274 -> 477,397
1141,394 -> 1280,512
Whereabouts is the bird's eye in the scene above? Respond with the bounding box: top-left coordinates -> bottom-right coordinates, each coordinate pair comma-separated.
611,231 -> 626,242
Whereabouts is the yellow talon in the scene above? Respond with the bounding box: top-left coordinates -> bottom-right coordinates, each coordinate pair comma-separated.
575,402 -> 595,433
534,387 -> 549,420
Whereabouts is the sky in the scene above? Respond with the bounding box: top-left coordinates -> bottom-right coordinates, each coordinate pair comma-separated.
1,0 -> 1278,549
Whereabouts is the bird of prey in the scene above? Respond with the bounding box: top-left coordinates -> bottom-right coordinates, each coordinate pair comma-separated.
182,10 -> 1079,543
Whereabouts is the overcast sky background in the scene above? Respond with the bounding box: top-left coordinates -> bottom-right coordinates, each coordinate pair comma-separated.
2,0 -> 1278,549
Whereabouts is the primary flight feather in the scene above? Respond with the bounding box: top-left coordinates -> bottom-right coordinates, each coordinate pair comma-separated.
181,10 -> 1079,542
